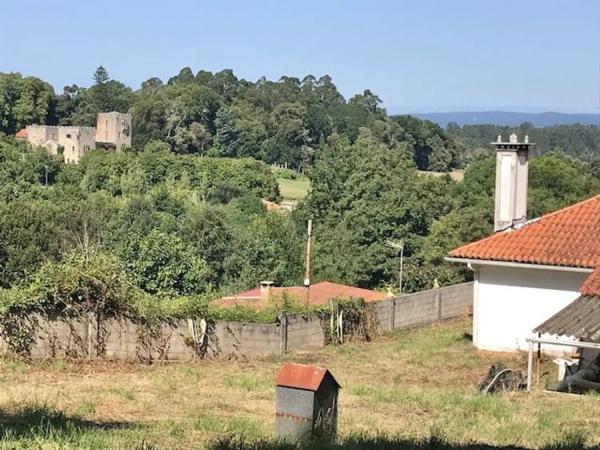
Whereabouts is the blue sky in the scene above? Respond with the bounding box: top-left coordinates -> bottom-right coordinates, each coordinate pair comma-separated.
1,0 -> 598,113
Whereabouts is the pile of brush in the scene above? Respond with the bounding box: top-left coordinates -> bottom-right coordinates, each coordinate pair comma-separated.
478,363 -> 525,394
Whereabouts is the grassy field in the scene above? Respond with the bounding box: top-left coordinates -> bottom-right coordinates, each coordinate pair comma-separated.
418,169 -> 465,182
0,318 -> 598,449
276,171 -> 463,203
277,176 -> 310,201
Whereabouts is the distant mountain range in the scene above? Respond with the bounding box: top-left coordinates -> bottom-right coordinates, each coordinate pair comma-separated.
409,111 -> 600,128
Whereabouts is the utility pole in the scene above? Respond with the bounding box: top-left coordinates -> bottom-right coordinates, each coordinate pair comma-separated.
386,239 -> 404,295
304,219 -> 313,305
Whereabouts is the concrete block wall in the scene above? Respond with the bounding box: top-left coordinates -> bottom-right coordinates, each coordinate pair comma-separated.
30,315 -> 92,359
102,318 -> 198,361
103,318 -> 141,360
158,319 -> 200,360
394,291 -> 438,328
211,321 -> 282,359
286,315 -> 325,351
439,282 -> 473,318
393,282 -> 473,329
0,282 -> 473,361
370,298 -> 394,332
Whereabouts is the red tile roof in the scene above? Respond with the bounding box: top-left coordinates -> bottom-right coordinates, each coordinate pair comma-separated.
449,194 -> 600,269
581,269 -> 600,297
214,281 -> 386,308
276,363 -> 340,391
15,128 -> 28,139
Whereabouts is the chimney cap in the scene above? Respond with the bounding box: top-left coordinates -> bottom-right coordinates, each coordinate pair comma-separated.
259,280 -> 274,286
490,132 -> 535,149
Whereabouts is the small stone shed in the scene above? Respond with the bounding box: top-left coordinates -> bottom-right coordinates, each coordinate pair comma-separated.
275,363 -> 340,439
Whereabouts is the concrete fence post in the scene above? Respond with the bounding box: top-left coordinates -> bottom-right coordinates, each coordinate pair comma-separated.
279,313 -> 288,354
435,288 -> 442,322
87,315 -> 93,359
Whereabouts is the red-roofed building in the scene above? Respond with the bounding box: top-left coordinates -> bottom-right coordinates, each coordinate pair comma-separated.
447,134 -> 600,353
580,268 -> 600,298
15,128 -> 28,139
214,281 -> 387,308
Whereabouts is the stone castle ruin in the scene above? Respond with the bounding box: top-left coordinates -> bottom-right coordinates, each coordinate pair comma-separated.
95,112 -> 132,151
17,112 -> 132,163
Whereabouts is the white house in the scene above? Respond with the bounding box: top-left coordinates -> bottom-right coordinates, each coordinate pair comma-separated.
447,133 -> 600,353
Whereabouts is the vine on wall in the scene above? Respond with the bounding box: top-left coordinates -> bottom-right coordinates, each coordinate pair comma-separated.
0,252 -> 382,358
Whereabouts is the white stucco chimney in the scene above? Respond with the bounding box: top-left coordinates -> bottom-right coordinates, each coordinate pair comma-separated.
491,133 -> 535,232
259,280 -> 274,300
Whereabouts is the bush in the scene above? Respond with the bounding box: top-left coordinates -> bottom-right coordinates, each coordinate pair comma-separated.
272,167 -> 298,180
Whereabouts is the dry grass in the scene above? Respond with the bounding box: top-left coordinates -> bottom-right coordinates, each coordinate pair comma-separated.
0,318 -> 597,449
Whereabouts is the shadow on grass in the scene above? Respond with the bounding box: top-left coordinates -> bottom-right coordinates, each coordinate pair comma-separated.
0,405 -> 137,440
209,433 -> 588,450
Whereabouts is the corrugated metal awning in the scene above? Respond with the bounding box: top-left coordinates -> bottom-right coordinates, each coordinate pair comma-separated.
534,295 -> 600,342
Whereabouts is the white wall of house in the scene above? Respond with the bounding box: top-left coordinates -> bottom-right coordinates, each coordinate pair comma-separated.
473,264 -> 589,353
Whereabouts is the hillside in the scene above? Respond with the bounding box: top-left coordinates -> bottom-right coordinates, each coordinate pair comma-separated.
413,110 -> 600,127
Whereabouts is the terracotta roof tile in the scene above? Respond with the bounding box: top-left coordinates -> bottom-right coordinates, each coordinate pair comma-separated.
449,194 -> 600,268
15,128 -> 28,139
581,269 -> 600,297
214,281 -> 386,308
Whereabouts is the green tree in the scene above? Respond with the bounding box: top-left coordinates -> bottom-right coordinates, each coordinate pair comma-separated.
93,66 -> 110,84
528,152 -> 600,217
70,67 -> 135,126
224,212 -> 304,290
121,230 -> 210,296
164,84 -> 222,153
0,73 -> 56,134
0,199 -> 65,287
307,136 -> 453,288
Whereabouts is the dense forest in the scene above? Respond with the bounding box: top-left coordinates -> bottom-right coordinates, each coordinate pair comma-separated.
1,67 -> 463,171
2,67 -> 599,172
447,122 -> 600,171
0,67 -> 600,172
0,67 -> 599,322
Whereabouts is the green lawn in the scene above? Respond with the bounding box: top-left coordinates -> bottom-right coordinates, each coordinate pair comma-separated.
277,176 -> 310,201
0,318 -> 596,449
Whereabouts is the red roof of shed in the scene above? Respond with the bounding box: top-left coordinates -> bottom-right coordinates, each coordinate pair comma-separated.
449,194 -> 600,268
276,363 -> 340,391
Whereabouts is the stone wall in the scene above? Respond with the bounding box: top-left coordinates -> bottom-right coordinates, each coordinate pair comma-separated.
96,112 -> 132,150
25,124 -> 95,163
0,282 -> 473,361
